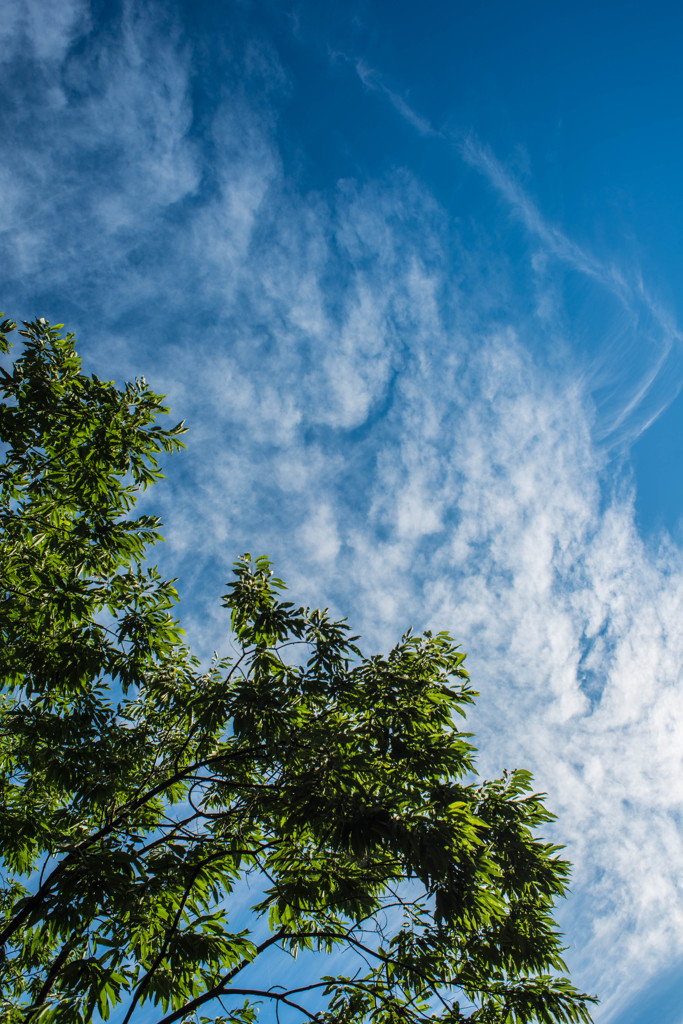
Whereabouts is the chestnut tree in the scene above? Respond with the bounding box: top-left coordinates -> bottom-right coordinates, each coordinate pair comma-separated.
0,318 -> 596,1024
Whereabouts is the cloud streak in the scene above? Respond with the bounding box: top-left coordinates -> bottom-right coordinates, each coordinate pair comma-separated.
352,57 -> 439,137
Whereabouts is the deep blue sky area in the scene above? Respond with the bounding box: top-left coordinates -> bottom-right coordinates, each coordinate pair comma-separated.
3,0 -> 683,1021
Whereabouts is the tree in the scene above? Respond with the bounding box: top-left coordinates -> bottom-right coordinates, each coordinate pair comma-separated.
0,317 -> 596,1024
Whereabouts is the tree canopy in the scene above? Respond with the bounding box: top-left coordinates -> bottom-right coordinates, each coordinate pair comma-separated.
0,318 -> 596,1024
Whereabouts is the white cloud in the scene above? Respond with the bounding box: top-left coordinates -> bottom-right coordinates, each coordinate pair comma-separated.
134,115 -> 683,1015
299,503 -> 342,564
0,0 -> 89,63
0,0 -> 198,306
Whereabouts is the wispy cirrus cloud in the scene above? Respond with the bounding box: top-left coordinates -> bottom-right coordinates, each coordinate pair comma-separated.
352,60 -> 683,452
351,57 -> 439,137
460,135 -> 683,448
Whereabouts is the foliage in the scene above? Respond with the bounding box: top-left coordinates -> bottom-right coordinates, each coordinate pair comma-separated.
0,318 -> 596,1024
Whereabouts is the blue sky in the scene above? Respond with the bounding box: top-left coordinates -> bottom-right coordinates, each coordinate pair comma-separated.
3,0 -> 683,1021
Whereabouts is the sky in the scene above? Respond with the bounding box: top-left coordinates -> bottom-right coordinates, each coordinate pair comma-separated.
2,0 -> 683,1020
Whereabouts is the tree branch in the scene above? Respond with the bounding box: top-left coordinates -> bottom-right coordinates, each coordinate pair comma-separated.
155,986 -> 320,1024
25,930 -> 83,1020
120,862 -> 203,1024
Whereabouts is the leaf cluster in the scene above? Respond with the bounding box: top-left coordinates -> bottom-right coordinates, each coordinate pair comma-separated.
0,319 -> 596,1024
